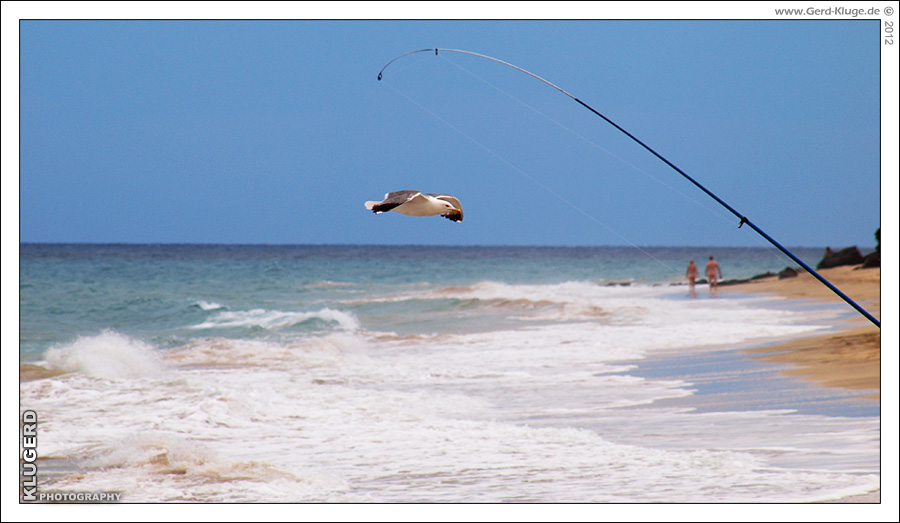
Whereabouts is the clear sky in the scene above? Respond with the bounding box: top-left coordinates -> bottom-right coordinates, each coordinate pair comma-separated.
7,5 -> 898,248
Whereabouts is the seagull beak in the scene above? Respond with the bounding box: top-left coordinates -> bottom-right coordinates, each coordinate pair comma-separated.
442,208 -> 463,222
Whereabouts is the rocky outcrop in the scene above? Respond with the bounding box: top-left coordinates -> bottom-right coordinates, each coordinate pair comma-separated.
859,227 -> 881,268
860,251 -> 880,269
716,267 -> 801,286
778,267 -> 799,279
717,271 -> 775,286
816,246 -> 864,269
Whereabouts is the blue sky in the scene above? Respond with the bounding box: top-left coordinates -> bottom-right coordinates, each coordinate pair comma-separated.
8,8 -> 897,248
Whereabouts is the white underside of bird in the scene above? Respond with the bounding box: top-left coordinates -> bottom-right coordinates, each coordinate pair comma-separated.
365,190 -> 463,222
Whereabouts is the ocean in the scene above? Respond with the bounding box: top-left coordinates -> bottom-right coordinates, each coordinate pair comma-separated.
19,243 -> 879,503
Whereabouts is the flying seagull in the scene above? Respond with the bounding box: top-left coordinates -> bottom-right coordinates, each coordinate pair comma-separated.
365,190 -> 463,222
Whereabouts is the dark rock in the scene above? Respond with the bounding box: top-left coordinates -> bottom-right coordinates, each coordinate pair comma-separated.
719,277 -> 751,286
860,251 -> 880,269
778,267 -> 799,279
816,246 -> 864,269
719,271 -> 775,286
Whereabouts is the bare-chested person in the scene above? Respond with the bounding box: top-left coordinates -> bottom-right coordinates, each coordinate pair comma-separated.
705,255 -> 722,292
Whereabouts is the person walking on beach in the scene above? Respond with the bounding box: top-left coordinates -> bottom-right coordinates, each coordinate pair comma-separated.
686,259 -> 698,298
706,255 -> 722,292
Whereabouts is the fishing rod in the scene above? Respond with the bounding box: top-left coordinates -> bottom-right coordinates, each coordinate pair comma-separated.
378,48 -> 880,328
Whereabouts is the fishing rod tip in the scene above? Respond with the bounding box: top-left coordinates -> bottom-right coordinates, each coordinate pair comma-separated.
377,73 -> 382,81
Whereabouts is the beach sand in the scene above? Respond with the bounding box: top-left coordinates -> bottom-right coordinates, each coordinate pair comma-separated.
724,265 -> 880,395
723,264 -> 881,504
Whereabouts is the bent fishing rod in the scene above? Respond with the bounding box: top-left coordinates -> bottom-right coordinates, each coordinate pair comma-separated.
378,48 -> 880,328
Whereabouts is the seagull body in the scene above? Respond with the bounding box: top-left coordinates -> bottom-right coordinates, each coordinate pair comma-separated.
365,190 -> 463,222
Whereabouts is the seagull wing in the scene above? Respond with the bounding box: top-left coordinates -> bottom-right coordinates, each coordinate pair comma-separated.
366,190 -> 421,213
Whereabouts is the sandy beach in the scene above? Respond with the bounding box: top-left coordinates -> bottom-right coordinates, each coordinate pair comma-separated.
723,264 -> 881,504
724,264 -> 880,396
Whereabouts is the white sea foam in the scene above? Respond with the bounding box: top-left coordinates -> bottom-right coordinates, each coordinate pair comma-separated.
193,300 -> 225,311
354,280 -> 827,339
48,432 -> 355,502
164,333 -> 368,371
391,280 -> 828,351
22,281 -> 877,503
307,280 -> 356,289
190,307 -> 360,332
22,340 -> 879,502
44,331 -> 162,379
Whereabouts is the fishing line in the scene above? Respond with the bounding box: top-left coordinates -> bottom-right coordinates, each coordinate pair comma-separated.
436,54 -> 809,273
386,75 -> 800,287
436,54 -> 738,228
381,79 -> 681,275
389,61 -> 793,283
378,49 -> 880,328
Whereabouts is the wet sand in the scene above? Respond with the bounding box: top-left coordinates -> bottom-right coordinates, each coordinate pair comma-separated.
20,363 -> 66,382
723,265 -> 881,504
723,265 -> 880,395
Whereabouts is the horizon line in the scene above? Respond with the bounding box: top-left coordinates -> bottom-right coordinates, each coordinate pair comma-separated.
17,241 -> 856,250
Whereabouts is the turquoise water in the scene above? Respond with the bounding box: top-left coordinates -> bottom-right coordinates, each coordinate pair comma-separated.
19,244 -> 879,502
19,243 -> 827,357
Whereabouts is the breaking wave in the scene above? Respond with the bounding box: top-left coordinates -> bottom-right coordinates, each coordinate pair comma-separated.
189,307 -> 360,332
45,331 -> 163,379
192,300 -> 225,311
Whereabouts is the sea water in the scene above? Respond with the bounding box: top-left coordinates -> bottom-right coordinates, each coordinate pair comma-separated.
19,244 -> 879,502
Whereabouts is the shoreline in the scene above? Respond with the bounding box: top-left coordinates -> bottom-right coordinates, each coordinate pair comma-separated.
721,264 -> 880,505
720,265 -> 880,397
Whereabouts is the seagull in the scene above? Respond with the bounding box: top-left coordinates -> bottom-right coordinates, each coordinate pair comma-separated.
365,190 -> 463,222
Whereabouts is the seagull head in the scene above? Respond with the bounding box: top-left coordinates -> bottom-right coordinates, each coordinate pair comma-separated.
440,201 -> 463,222
441,201 -> 462,214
